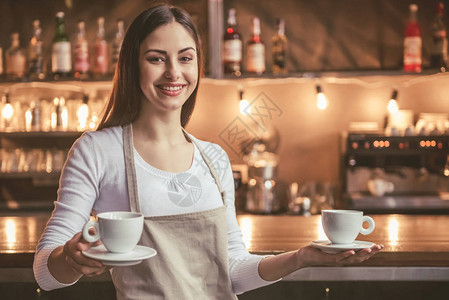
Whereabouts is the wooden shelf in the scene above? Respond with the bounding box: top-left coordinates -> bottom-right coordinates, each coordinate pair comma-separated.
0,131 -> 82,138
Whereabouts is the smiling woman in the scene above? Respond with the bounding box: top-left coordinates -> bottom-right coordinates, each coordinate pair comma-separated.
32,4 -> 383,300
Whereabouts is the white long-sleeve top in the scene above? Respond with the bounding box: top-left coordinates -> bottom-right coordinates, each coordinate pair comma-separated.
33,126 -> 274,294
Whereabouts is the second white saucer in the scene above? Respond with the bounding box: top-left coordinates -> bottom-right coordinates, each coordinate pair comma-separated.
310,240 -> 375,254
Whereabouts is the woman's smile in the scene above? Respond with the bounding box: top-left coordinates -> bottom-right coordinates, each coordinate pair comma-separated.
156,83 -> 187,96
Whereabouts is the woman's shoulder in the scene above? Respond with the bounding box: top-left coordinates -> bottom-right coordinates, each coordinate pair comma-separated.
73,126 -> 123,151
81,126 -> 123,144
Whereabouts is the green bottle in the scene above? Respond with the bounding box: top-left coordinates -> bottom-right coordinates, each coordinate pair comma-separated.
51,11 -> 71,79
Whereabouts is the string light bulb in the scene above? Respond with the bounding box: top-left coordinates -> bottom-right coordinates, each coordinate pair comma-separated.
239,87 -> 250,115
387,89 -> 399,114
316,84 -> 328,110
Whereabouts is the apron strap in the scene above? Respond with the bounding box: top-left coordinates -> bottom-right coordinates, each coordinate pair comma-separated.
123,124 -> 141,213
182,128 -> 227,205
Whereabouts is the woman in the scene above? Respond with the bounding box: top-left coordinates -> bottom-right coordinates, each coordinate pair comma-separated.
34,4 -> 383,299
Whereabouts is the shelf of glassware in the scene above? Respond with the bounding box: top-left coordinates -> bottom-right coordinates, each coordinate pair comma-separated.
0,131 -> 81,180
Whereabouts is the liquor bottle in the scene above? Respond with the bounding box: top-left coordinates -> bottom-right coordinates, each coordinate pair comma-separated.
223,8 -> 242,76
28,20 -> 45,80
52,11 -> 72,78
404,4 -> 421,73
272,18 -> 287,75
246,17 -> 265,75
5,32 -> 26,80
110,19 -> 125,74
430,2 -> 448,70
94,17 -> 108,77
74,21 -> 90,79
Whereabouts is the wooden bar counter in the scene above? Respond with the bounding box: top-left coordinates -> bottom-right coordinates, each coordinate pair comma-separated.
1,213 -> 449,279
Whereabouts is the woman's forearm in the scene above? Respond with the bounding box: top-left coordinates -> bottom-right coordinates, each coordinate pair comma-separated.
257,250 -> 302,281
47,246 -> 83,284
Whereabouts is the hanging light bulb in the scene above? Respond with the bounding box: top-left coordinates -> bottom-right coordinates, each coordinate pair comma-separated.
239,88 -> 250,115
316,84 -> 328,110
387,89 -> 399,114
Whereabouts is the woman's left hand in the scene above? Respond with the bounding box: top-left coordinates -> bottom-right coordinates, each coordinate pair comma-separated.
297,243 -> 385,268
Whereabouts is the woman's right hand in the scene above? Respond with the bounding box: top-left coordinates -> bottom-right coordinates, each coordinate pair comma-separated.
62,232 -> 110,277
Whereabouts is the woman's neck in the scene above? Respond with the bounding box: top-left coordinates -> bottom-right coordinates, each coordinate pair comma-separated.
132,114 -> 186,144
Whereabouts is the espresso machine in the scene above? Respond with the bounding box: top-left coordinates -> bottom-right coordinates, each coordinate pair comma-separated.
340,132 -> 449,214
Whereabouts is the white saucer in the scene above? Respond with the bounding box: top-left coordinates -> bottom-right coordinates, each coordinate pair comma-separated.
310,240 -> 375,254
83,245 -> 157,266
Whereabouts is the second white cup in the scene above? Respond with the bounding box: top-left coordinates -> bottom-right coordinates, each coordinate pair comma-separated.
82,211 -> 144,253
321,209 -> 375,244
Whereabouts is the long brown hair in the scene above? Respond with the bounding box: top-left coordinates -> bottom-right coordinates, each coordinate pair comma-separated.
97,4 -> 203,130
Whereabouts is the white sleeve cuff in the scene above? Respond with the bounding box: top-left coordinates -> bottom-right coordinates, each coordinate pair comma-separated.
33,247 -> 78,291
231,254 -> 281,295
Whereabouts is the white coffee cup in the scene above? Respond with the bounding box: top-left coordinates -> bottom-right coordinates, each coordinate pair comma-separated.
82,211 -> 144,253
321,209 -> 375,244
367,178 -> 394,197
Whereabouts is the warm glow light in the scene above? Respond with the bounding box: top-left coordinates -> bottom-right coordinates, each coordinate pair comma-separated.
316,92 -> 328,110
51,97 -> 59,129
2,103 -> 14,120
62,106 -> 68,131
388,89 -> 399,114
77,103 -> 89,131
264,180 -> 274,189
388,217 -> 399,247
239,99 -> 250,115
25,110 -> 32,131
387,99 -> 399,114
239,216 -> 253,249
89,113 -> 99,130
5,219 -> 16,249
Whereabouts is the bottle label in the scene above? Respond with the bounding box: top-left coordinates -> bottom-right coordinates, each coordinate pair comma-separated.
6,53 -> 26,76
223,40 -> 242,62
52,41 -> 72,73
404,36 -> 422,66
246,43 -> 265,73
94,41 -> 108,74
432,36 -> 448,56
75,41 -> 90,72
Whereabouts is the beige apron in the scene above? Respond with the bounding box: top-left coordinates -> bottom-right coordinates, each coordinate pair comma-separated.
111,124 -> 237,300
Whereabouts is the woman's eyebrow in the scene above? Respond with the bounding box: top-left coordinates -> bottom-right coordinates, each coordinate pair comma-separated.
144,47 -> 196,55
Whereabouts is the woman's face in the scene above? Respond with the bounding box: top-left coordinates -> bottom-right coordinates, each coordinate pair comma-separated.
138,21 -> 198,115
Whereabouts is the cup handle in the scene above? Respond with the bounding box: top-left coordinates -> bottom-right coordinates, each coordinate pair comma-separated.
360,216 -> 375,235
82,220 -> 100,243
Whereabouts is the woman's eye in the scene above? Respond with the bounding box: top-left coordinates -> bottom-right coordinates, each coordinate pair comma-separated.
180,56 -> 193,62
148,57 -> 165,63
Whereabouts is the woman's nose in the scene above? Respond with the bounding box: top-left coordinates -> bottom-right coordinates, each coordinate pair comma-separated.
165,60 -> 181,80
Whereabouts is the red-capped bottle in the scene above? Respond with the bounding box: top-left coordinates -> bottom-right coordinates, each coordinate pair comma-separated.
404,4 -> 422,73
223,8 -> 242,76
93,17 -> 108,77
246,17 -> 265,75
74,21 -> 90,79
